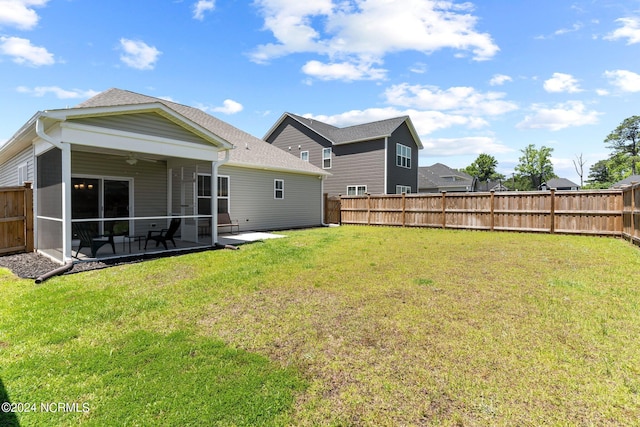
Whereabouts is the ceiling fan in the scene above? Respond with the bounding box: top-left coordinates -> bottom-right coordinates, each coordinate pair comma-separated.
124,152 -> 158,165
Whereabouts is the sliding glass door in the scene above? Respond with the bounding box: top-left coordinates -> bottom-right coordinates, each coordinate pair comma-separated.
72,177 -> 132,236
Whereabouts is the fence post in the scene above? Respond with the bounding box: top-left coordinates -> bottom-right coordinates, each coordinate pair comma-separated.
490,190 -> 495,231
441,191 -> 447,229
549,188 -> 556,234
24,182 -> 34,252
367,193 -> 371,226
402,192 -> 406,227
632,183 -> 637,240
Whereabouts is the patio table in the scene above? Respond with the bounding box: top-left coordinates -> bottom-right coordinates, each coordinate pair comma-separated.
123,235 -> 145,253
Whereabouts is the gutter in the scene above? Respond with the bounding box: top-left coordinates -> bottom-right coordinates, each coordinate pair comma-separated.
35,112 -> 64,149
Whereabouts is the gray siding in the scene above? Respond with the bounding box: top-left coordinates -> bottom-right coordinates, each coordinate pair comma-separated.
266,116 -> 331,167
0,145 -> 34,187
329,139 -> 385,195
386,123 -> 419,193
71,112 -> 211,145
266,117 -> 386,196
219,165 -> 322,231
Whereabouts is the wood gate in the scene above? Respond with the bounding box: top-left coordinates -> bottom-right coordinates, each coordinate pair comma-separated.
324,193 -> 341,224
0,183 -> 34,255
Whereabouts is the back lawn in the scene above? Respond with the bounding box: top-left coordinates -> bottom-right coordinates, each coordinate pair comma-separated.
1,226 -> 639,426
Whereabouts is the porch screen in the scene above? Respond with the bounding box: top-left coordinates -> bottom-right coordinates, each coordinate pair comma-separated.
36,148 -> 63,261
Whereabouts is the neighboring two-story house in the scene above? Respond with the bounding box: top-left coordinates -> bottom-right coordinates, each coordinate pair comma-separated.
264,113 -> 423,196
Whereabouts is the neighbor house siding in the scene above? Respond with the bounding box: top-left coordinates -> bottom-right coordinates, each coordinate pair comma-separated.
266,117 -> 387,196
328,139 -> 385,196
386,124 -> 419,193
218,165 -> 322,231
0,146 -> 34,187
70,112 -> 210,145
265,117 -> 332,168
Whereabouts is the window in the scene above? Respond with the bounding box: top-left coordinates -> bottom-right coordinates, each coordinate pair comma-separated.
17,163 -> 28,185
396,185 -> 411,194
198,175 -> 230,214
322,148 -> 332,169
396,143 -> 411,169
347,185 -> 367,196
218,176 -> 230,214
300,151 -> 309,162
274,179 -> 284,199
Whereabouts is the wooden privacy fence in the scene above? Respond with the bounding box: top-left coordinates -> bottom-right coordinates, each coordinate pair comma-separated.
622,182 -> 640,245
0,183 -> 34,255
340,189 -> 627,237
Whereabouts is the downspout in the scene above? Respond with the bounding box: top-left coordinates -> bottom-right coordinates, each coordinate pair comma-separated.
36,113 -> 73,263
212,147 -> 232,245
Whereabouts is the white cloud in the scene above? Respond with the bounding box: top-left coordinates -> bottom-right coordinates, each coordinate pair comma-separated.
212,99 -> 243,114
422,136 -> 513,156
604,69 -> 640,92
383,83 -> 518,116
554,22 -> 583,36
119,38 -> 161,70
489,74 -> 512,86
0,36 -> 53,66
193,0 -> 215,20
304,107 -> 488,137
605,17 -> 640,44
0,0 -> 49,30
543,72 -> 582,93
301,59 -> 386,81
250,0 -> 499,79
516,101 -> 601,131
16,86 -> 99,99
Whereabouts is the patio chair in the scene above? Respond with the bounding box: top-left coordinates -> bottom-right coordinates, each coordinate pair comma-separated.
73,223 -> 116,258
145,218 -> 181,250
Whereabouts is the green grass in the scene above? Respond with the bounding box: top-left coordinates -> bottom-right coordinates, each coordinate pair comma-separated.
1,226 -> 640,425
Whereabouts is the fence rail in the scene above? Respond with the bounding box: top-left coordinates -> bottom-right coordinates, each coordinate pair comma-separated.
0,183 -> 34,255
341,188 -> 630,238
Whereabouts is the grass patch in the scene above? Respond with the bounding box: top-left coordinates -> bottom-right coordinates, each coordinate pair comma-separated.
2,226 -> 640,425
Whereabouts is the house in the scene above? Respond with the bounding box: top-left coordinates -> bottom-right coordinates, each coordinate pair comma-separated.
0,88 -> 328,263
264,113 -> 423,196
610,175 -> 640,189
471,179 -> 509,192
540,178 -> 580,191
418,163 -> 474,193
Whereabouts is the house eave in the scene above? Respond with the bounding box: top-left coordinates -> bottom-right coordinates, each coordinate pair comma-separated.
44,103 -> 234,150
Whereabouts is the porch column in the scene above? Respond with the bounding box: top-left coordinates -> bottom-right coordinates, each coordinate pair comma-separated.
61,143 -> 72,262
211,160 -> 218,244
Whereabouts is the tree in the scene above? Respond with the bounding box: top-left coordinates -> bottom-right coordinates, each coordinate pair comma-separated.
584,153 -> 632,189
573,153 -> 586,187
604,115 -> 640,175
462,153 -> 505,182
514,144 -> 556,190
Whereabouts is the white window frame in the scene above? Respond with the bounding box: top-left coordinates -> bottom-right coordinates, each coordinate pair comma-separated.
347,185 -> 367,196
274,179 -> 284,199
396,185 -> 411,194
396,143 -> 411,169
322,147 -> 332,169
300,151 -> 309,162
217,175 -> 230,214
17,162 -> 28,185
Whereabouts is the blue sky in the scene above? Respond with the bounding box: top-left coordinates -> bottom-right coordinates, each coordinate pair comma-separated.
2,0 -> 640,184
